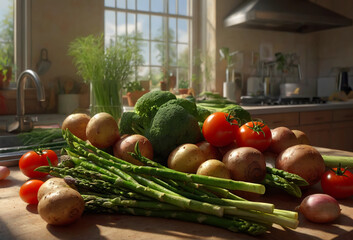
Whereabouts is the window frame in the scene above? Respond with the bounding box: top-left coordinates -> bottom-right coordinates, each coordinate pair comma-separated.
104,0 -> 196,90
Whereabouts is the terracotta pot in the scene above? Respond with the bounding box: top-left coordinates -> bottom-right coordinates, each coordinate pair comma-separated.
178,88 -> 188,94
127,90 -> 149,107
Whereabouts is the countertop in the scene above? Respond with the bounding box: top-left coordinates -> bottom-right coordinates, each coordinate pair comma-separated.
1,147 -> 353,240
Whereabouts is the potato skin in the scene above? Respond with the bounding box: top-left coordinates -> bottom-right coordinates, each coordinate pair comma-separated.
37,178 -> 70,202
269,127 -> 298,154
61,113 -> 90,141
38,188 -> 85,226
168,144 -> 206,173
113,134 -> 153,165
222,147 -> 266,183
196,159 -> 231,179
292,130 -> 311,145
276,144 -> 325,186
86,112 -> 120,149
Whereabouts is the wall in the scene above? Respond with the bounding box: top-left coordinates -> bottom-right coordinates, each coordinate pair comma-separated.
30,0 -> 104,112
211,0 -> 352,99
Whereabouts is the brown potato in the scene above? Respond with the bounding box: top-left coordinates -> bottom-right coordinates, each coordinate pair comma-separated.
86,112 -> 120,149
276,144 -> 325,186
222,147 -> 266,183
38,187 -> 85,226
196,159 -> 231,179
37,177 -> 70,202
196,141 -> 222,160
61,113 -> 90,140
168,144 -> 206,173
292,129 -> 311,145
269,127 -> 298,154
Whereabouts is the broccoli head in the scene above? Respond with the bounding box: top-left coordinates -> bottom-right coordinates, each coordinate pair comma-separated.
118,111 -> 144,135
134,90 -> 176,120
159,98 -> 198,118
196,105 -> 212,123
145,104 -> 202,162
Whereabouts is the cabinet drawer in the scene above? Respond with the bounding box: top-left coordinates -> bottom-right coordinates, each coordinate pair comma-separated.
252,112 -> 299,128
300,110 -> 332,125
333,109 -> 353,122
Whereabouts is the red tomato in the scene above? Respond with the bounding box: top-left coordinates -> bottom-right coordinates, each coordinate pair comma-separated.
19,179 -> 44,204
19,149 -> 58,178
202,112 -> 239,147
321,167 -> 353,199
235,121 -> 272,152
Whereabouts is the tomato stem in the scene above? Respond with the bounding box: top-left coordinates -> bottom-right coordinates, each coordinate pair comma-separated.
329,163 -> 348,177
246,121 -> 266,137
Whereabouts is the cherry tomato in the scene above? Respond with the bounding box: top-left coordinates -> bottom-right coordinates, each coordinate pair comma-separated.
19,179 -> 44,204
235,121 -> 272,152
19,149 -> 58,178
321,166 -> 353,199
202,112 -> 239,147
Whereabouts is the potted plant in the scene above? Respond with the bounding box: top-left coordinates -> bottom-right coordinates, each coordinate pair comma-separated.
68,34 -> 143,120
178,79 -> 189,94
124,80 -> 148,107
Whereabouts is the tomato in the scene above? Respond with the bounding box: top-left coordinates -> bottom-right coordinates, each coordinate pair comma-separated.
19,149 -> 58,178
202,112 -> 239,147
19,179 -> 44,204
321,166 -> 353,199
235,121 -> 272,152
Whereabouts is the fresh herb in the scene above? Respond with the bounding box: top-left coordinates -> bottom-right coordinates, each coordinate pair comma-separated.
68,34 -> 143,119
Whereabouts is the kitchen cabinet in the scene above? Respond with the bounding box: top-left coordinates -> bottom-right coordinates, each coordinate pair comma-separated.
251,107 -> 353,151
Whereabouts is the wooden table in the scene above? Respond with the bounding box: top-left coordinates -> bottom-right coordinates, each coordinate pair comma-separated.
1,148 -> 353,240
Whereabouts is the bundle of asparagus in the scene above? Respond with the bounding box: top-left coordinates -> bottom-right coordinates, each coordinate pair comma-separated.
36,129 -> 299,236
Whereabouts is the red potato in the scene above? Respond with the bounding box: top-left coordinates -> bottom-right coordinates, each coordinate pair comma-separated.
168,144 -> 206,173
0,166 -> 10,180
269,127 -> 298,154
222,147 -> 266,183
196,159 -> 231,179
113,134 -> 153,165
276,144 -> 326,186
217,141 -> 237,157
196,141 -> 222,160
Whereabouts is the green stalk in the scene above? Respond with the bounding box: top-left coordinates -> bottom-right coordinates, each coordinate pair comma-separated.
36,165 -> 224,217
322,154 -> 353,168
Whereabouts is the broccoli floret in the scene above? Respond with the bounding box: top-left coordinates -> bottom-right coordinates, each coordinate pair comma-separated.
221,104 -> 252,126
160,98 -> 198,118
145,104 -> 202,162
196,105 -> 212,123
118,111 -> 144,135
134,90 -> 176,120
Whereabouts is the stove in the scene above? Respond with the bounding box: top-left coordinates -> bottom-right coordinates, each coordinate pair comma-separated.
240,96 -> 326,106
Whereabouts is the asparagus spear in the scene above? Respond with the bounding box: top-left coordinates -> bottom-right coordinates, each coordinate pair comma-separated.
262,173 -> 302,198
266,167 -> 308,186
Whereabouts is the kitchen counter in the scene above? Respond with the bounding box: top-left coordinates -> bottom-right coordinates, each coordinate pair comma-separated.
242,100 -> 353,115
1,147 -> 353,240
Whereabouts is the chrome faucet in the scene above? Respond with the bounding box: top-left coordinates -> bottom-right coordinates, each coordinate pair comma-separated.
7,70 -> 46,132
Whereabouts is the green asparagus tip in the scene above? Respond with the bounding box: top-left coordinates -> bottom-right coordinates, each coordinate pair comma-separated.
34,165 -> 51,173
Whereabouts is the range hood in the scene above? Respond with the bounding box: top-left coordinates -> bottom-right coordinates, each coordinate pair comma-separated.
224,0 -> 352,33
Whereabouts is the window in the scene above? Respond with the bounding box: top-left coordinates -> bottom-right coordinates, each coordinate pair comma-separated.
104,0 -> 193,90
0,0 -> 14,83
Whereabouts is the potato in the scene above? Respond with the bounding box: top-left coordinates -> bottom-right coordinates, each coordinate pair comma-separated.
61,113 -> 91,140
37,177 -> 71,202
38,187 -> 85,226
196,159 -> 231,179
269,127 -> 298,154
168,144 -> 206,173
196,141 -> 222,160
276,144 -> 326,186
292,129 -> 311,145
113,134 -> 153,165
86,112 -> 120,149
222,147 -> 266,183
0,166 -> 10,180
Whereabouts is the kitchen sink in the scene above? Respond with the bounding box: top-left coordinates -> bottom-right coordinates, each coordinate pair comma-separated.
0,114 -> 67,167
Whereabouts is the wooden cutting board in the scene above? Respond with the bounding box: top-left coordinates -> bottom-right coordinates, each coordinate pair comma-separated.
1,148 -> 353,240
